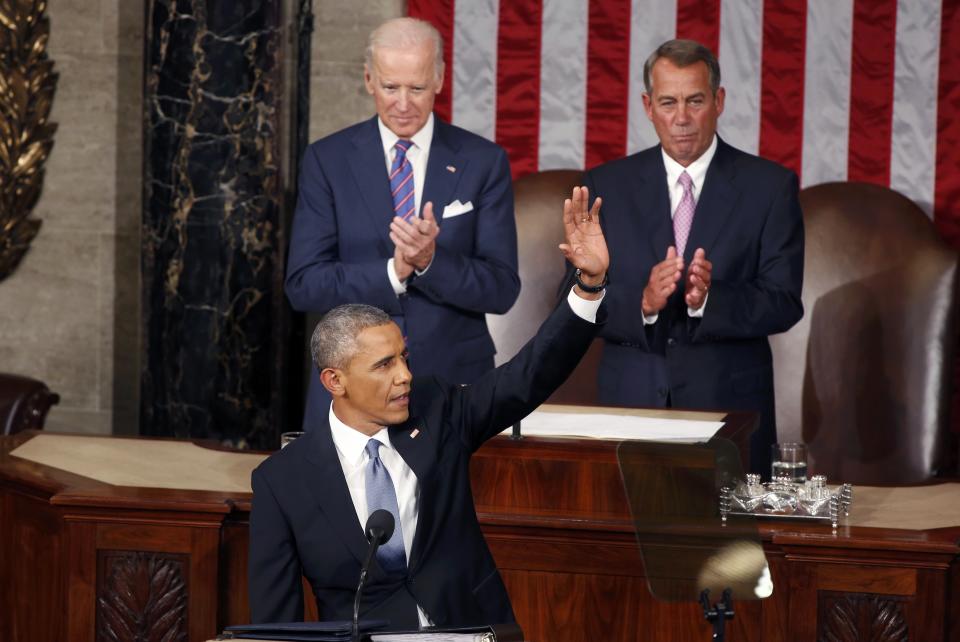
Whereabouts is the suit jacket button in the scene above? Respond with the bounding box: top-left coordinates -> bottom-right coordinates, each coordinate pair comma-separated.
667,338 -> 676,347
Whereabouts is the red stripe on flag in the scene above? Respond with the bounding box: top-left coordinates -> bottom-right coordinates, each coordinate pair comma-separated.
935,0 -> 960,246
496,0 -> 543,178
758,0 -> 807,178
676,0 -> 721,56
585,0 -> 631,168
847,0 -> 897,185
408,0 -> 455,122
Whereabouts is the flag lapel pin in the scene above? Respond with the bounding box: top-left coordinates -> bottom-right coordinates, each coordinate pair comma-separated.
446,165 -> 456,173
410,428 -> 420,438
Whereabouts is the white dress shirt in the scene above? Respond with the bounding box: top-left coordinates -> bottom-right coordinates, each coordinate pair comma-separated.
662,135 -> 717,219
326,289 -> 603,627
379,115 -> 435,296
328,404 -> 429,625
643,135 -> 718,324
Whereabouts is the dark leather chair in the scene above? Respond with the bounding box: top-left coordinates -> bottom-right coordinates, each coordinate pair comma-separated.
0,373 -> 60,435
486,169 -> 604,404
770,182 -> 960,484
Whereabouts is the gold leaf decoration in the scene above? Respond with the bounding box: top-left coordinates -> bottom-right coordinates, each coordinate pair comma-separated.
0,0 -> 57,281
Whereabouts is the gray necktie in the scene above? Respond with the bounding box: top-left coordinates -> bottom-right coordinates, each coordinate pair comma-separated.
365,438 -> 407,573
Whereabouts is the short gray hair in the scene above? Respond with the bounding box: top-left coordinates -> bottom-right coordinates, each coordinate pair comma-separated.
364,17 -> 445,81
310,304 -> 393,370
643,39 -> 721,95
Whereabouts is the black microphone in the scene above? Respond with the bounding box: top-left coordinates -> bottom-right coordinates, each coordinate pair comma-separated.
353,509 -> 395,642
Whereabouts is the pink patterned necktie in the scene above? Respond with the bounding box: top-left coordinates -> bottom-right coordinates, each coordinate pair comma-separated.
673,170 -> 696,257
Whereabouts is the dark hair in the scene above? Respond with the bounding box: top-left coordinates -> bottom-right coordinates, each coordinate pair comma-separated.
310,304 -> 392,370
643,39 -> 721,95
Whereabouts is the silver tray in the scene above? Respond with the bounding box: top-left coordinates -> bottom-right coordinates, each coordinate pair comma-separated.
720,474 -> 853,529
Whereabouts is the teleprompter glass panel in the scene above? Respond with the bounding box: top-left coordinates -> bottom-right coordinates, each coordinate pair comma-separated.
616,437 -> 772,603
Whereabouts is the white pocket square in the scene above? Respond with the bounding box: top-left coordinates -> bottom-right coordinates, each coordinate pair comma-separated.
442,200 -> 474,219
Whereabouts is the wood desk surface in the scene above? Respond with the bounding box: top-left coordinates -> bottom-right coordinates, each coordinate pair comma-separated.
2,430 -> 959,642
4,430 -> 960,535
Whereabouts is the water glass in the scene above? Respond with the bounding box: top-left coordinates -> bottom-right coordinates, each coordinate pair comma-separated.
280,431 -> 305,449
771,442 -> 807,482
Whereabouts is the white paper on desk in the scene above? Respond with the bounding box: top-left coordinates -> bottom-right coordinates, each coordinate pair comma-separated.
371,633 -> 490,641
501,410 -> 723,442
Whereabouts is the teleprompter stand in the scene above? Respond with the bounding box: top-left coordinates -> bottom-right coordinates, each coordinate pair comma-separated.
700,588 -> 735,642
616,435 -> 771,641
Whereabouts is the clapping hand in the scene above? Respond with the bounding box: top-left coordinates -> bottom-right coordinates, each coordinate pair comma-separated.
390,203 -> 440,272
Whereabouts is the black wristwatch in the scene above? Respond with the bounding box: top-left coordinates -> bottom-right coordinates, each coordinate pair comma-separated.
575,268 -> 608,293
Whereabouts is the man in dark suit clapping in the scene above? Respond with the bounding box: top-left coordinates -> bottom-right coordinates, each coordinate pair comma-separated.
581,39 -> 804,474
285,17 -> 520,432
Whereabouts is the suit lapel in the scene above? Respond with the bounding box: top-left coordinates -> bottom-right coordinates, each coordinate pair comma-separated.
684,139 -> 739,262
389,415 -> 437,572
422,120 -> 466,225
632,149 -> 674,261
347,117 -> 394,255
301,421 -> 371,567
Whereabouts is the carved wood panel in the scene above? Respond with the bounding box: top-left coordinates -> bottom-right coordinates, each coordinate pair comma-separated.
95,550 -> 188,642
818,591 -> 909,642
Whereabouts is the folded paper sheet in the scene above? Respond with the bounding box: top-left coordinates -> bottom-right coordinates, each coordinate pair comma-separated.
502,404 -> 726,442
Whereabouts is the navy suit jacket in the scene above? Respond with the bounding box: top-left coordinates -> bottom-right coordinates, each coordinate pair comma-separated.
584,138 -> 804,472
285,116 -> 520,428
248,302 -> 602,628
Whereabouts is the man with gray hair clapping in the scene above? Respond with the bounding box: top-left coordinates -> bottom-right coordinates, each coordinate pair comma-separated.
285,17 -> 520,434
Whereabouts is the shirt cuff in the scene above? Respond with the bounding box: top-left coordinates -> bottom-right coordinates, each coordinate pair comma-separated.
643,312 -> 659,325
387,258 -> 408,295
566,286 -> 604,323
687,291 -> 709,317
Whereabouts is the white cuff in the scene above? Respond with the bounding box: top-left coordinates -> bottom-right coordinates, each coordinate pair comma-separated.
387,258 -> 408,295
687,291 -> 709,317
566,286 -> 604,323
643,312 -> 659,325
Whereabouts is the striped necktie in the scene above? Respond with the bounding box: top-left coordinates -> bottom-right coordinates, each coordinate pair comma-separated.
390,140 -> 416,221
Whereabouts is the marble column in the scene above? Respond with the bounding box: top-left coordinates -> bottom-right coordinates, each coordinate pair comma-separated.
142,0 -> 309,448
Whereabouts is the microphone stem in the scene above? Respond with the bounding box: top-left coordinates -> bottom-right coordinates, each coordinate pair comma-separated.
353,540 -> 380,642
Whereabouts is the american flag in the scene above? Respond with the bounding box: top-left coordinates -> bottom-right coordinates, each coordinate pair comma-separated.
409,0 -> 960,245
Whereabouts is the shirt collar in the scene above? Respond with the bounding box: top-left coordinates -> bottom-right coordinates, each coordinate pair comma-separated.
661,134 -> 718,190
378,113 -> 435,158
328,402 -> 394,467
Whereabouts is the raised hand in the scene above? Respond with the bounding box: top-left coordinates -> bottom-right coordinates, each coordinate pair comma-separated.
558,186 -> 609,292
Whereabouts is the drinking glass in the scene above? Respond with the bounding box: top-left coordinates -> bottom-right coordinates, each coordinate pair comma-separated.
770,442 -> 807,482
280,431 -> 305,449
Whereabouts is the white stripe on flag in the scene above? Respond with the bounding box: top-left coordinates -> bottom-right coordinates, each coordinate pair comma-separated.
452,0 -> 499,140
801,0 -> 854,187
627,0 -> 677,154
717,0 -> 763,155
539,0 -> 588,171
440,0 -> 947,222
890,0 -> 941,216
